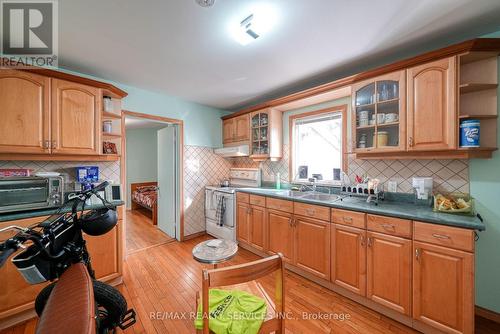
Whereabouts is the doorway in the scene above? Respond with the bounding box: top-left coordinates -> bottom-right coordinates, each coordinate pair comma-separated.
122,111 -> 183,254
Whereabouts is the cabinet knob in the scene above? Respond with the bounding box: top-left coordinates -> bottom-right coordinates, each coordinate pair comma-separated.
367,237 -> 373,247
360,235 -> 366,247
415,248 -> 421,261
51,140 -> 57,149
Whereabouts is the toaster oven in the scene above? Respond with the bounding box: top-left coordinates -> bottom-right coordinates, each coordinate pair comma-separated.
0,176 -> 64,213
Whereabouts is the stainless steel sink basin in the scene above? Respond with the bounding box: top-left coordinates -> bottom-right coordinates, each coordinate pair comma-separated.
299,193 -> 340,202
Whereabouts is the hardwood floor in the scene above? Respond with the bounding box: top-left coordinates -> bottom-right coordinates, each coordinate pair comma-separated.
126,209 -> 174,255
3,235 -> 500,334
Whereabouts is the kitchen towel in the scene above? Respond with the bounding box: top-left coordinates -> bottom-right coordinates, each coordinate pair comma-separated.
215,194 -> 226,227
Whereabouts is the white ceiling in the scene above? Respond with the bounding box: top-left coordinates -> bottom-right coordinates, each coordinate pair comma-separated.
124,116 -> 169,130
59,0 -> 500,110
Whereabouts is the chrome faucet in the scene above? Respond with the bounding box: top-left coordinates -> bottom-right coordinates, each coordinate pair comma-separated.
300,177 -> 317,192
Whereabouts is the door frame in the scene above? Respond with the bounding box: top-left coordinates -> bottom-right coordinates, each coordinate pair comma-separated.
121,110 -> 185,245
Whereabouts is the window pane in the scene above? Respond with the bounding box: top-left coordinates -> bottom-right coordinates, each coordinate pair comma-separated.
294,113 -> 342,181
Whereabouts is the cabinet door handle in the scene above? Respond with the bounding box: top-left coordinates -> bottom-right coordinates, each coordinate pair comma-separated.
432,233 -> 450,240
415,248 -> 421,261
367,237 -> 373,247
43,140 -> 50,149
51,140 -> 57,149
306,209 -> 315,216
343,217 -> 353,224
360,235 -> 366,247
381,223 -> 395,230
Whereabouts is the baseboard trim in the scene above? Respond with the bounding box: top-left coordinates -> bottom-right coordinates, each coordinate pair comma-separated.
476,305 -> 500,324
183,231 -> 206,241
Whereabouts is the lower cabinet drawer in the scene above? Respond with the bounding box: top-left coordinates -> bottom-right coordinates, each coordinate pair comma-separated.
266,197 -> 293,213
332,209 -> 366,229
236,192 -> 249,204
294,202 -> 330,221
249,194 -> 266,207
413,221 -> 474,252
367,214 -> 412,238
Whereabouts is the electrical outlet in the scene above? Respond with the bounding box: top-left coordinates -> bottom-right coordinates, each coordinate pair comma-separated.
388,180 -> 397,193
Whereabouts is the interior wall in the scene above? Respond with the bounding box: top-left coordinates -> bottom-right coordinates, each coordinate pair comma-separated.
471,30 -> 500,313
125,128 -> 159,208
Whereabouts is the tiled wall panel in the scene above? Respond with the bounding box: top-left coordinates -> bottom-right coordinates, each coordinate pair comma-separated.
0,161 -> 121,186
183,145 -> 232,236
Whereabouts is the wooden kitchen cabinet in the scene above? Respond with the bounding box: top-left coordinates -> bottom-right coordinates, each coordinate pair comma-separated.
407,56 -> 457,151
223,114 -> 250,145
85,226 -> 119,280
236,202 -> 251,243
0,70 -> 51,154
295,215 -> 330,280
352,70 -> 406,153
51,79 -> 101,155
250,108 -> 283,161
267,209 -> 294,263
366,232 -> 411,316
413,241 -> 474,334
331,224 -> 366,295
248,205 -> 267,251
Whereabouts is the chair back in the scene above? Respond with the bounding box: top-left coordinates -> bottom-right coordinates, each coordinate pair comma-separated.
200,254 -> 285,334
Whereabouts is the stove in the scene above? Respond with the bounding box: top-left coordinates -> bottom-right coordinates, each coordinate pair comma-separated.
205,168 -> 261,240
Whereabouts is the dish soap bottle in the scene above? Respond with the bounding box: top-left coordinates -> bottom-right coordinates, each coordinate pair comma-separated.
275,172 -> 281,190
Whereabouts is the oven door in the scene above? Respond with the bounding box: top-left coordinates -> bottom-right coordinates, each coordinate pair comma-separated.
0,178 -> 50,213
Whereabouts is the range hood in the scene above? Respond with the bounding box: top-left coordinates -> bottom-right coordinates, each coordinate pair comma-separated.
214,145 -> 249,158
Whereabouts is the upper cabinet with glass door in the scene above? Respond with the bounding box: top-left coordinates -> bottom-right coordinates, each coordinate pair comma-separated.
250,108 -> 282,161
352,70 -> 406,153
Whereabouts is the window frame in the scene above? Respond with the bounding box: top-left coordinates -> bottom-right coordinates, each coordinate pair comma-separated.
288,105 -> 348,185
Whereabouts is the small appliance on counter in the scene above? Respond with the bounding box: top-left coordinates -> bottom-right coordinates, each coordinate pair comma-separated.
412,177 -> 433,201
0,176 -> 64,213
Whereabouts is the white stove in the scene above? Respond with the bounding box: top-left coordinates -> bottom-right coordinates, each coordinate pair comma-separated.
205,168 -> 261,240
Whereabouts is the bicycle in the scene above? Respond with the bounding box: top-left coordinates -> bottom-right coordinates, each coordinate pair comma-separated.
0,181 -> 136,334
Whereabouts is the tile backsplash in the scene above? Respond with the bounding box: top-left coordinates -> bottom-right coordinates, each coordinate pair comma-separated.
0,160 -> 121,187
230,144 -> 470,194
183,145 -> 231,236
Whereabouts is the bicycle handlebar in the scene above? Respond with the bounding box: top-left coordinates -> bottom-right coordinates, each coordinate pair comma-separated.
0,181 -> 113,267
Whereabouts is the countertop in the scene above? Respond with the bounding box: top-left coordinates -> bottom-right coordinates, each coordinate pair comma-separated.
237,188 -> 485,231
0,200 -> 125,223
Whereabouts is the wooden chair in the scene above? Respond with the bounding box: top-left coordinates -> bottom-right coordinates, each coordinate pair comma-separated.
196,254 -> 285,334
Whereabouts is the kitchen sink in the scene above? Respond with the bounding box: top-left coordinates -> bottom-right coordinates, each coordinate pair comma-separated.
299,193 -> 341,202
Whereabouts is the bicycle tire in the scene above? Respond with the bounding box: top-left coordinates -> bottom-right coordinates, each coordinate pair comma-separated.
34,280 -> 127,332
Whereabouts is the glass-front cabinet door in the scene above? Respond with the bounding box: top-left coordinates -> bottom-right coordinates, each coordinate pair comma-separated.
251,111 -> 270,156
352,70 -> 406,153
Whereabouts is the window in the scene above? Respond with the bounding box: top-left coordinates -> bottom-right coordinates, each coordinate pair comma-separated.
290,106 -> 347,183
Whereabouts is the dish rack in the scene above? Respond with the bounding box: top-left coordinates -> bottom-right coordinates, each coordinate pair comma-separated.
340,184 -> 384,205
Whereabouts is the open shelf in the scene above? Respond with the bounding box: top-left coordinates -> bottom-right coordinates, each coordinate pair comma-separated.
460,51 -> 499,65
102,132 -> 122,139
102,111 -> 122,119
460,83 -> 498,94
459,114 -> 498,120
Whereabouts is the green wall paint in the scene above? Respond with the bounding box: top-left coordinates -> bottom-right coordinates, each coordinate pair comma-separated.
54,68 -> 230,148
471,31 -> 500,312
119,83 -> 230,147
125,128 -> 159,208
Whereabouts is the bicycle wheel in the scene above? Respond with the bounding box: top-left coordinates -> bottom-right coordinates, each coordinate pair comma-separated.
35,280 -> 127,332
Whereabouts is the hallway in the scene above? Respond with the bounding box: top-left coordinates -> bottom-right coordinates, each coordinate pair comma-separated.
125,209 -> 175,255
